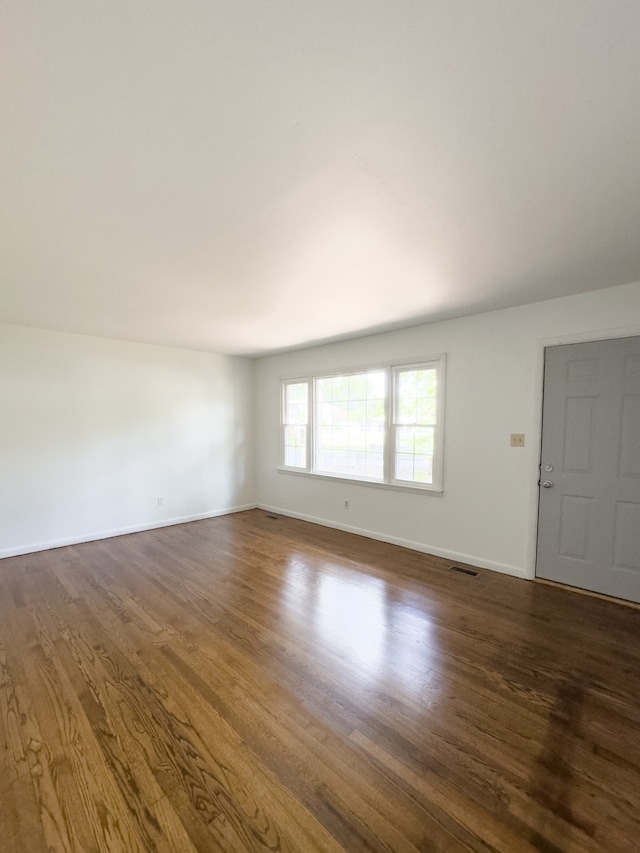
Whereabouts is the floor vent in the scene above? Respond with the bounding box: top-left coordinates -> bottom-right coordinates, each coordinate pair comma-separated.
450,566 -> 478,577
266,514 -> 279,520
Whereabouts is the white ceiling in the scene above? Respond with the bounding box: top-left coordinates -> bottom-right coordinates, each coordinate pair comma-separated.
2,2 -> 640,356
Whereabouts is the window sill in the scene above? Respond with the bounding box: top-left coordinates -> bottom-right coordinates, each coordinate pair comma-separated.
277,467 -> 443,497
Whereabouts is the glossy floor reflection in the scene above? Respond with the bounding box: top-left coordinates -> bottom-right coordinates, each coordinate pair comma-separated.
282,554 -> 441,700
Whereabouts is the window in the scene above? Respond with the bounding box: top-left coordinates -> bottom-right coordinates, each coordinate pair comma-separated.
392,364 -> 439,486
280,356 -> 445,492
281,380 -> 309,469
315,370 -> 386,481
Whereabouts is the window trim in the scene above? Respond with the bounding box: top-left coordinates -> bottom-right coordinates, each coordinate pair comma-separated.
389,359 -> 446,493
280,378 -> 310,472
313,367 -> 388,484
279,355 -> 446,495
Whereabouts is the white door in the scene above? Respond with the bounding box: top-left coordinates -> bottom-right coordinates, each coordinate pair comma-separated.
536,336 -> 640,603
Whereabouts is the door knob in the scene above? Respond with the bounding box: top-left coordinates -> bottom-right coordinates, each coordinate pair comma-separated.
542,480 -> 553,488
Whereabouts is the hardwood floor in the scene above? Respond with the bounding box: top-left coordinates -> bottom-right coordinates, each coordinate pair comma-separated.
1,510 -> 639,852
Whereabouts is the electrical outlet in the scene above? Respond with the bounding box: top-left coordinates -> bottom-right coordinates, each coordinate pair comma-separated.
157,496 -> 164,506
344,500 -> 349,509
510,434 -> 525,447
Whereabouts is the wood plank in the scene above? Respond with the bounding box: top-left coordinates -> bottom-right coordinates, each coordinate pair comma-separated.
0,509 -> 639,851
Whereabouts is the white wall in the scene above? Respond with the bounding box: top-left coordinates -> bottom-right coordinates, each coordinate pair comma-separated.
255,280 -> 640,579
0,323 -> 255,557
4,280 -> 640,571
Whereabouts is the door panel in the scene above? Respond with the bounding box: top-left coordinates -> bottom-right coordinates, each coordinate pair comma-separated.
536,336 -> 640,603
613,502 -> 640,572
558,495 -> 592,560
619,395 -> 640,476
563,396 -> 596,471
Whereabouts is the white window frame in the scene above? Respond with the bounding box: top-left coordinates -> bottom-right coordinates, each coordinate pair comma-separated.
279,355 -> 446,494
389,360 -> 446,493
280,378 -> 310,471
313,368 -> 388,484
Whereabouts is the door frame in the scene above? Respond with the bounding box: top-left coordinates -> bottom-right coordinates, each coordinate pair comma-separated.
528,325 -> 640,582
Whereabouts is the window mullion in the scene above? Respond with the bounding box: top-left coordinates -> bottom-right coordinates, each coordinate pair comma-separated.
384,367 -> 393,483
308,378 -> 314,472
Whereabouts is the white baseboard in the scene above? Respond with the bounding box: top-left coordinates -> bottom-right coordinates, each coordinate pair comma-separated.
257,503 -> 527,579
0,503 -> 257,560
3,502 -> 527,580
